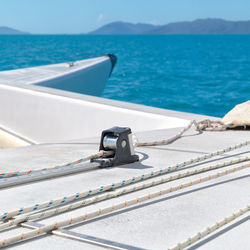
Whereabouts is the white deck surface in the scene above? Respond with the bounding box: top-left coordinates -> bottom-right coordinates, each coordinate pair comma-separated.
0,57 -> 108,85
0,124 -> 249,249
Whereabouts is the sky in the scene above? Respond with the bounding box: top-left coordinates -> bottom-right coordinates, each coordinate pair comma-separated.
0,0 -> 250,34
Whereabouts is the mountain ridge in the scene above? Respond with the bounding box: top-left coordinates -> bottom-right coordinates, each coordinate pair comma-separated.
89,21 -> 160,34
0,26 -> 29,34
89,19 -> 250,34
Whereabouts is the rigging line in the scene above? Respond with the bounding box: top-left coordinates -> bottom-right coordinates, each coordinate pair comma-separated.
0,156 -> 249,232
0,162 -> 249,248
0,150 -> 113,178
0,119 -> 249,180
135,120 -> 197,147
169,204 -> 250,250
1,140 -> 249,221
0,120 -> 245,180
135,119 -> 233,148
0,120 -> 197,179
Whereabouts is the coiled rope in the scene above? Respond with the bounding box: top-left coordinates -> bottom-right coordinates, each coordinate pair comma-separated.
1,156 -> 249,231
169,204 -> 250,250
0,162 -> 249,248
1,141 -> 248,222
195,119 -> 232,131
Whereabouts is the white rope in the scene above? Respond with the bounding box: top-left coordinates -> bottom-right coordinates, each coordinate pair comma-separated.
1,141 -> 248,222
135,119 -> 232,147
169,204 -> 250,250
0,151 -> 113,178
195,119 -> 231,131
0,121 -> 248,247
1,162 -> 249,248
1,156 -> 248,231
135,120 -> 197,147
0,119 -> 233,179
0,120 -> 195,178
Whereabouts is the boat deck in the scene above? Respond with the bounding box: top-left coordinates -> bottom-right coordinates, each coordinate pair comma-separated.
0,128 -> 31,149
0,123 -> 249,249
0,56 -> 109,85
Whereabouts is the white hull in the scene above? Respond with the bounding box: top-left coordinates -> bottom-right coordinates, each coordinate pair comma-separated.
0,83 -> 190,144
0,54 -> 116,96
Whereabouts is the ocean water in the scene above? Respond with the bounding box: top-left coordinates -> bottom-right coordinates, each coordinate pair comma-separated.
0,35 -> 249,117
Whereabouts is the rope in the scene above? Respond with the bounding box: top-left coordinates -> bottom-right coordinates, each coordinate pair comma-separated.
134,118 -> 234,147
1,162 -> 249,248
169,204 -> 250,250
0,120 -> 246,247
1,141 -> 248,222
0,150 -> 113,178
0,119 -> 235,178
0,120 -> 197,178
195,119 -> 232,131
0,156 -> 248,231
135,120 -> 197,147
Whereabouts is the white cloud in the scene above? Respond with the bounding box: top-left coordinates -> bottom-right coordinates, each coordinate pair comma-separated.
97,13 -> 104,22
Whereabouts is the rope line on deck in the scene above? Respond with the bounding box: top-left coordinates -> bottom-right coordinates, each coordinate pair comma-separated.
1,156 -> 249,231
0,162 -> 249,248
195,120 -> 232,131
135,119 -> 230,147
169,204 -> 250,250
0,150 -> 113,178
0,119 -> 227,179
135,120 -> 197,147
0,119 -> 196,177
1,140 -> 248,222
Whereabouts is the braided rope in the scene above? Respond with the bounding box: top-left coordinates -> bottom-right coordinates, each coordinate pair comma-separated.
0,162 -> 249,248
0,150 -> 113,178
0,119 -> 235,179
1,141 -> 248,222
0,156 -> 248,231
0,118 -> 234,179
135,120 -> 197,147
169,204 -> 250,250
135,119 -> 233,147
195,119 -> 232,131
0,120 -> 193,178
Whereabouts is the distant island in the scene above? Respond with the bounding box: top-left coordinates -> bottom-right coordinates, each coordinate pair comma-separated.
89,18 -> 250,34
0,26 -> 29,34
2,19 -> 250,35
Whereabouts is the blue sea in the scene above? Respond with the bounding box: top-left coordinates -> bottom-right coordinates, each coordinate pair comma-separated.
0,35 -> 249,117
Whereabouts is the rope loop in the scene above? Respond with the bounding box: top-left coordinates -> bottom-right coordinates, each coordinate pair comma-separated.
195,119 -> 231,131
